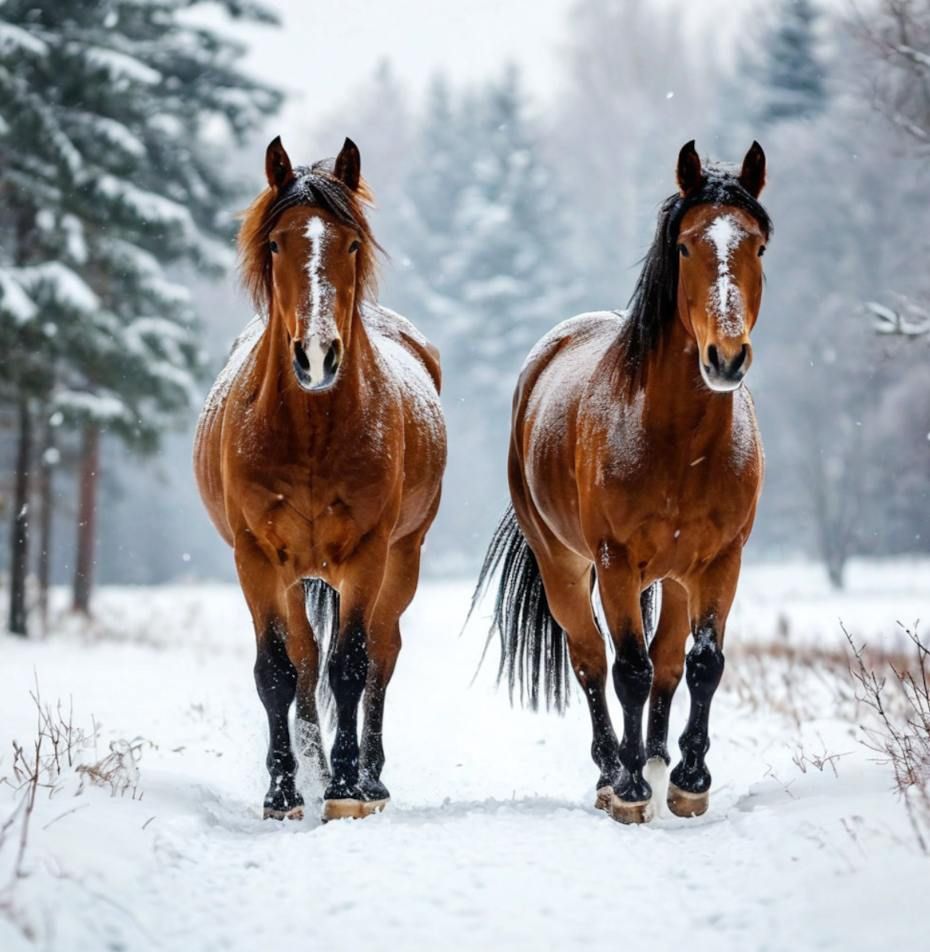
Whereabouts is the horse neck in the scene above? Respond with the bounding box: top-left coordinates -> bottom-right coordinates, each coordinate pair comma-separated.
640,311 -> 734,439
256,298 -> 373,434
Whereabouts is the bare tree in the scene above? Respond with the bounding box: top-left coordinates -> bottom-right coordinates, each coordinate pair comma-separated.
857,0 -> 930,146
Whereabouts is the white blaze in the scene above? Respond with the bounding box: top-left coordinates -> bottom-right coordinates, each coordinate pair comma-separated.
705,214 -> 746,337
301,216 -> 337,383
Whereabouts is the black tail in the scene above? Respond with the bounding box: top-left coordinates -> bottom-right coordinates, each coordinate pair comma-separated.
303,578 -> 340,720
468,505 -> 572,713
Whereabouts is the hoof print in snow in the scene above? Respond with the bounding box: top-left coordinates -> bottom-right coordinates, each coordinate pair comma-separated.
667,783 -> 709,818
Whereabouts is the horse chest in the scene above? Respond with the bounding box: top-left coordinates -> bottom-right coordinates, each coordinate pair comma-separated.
231,429 -> 397,573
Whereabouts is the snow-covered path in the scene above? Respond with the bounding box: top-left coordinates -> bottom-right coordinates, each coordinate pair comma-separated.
1,561 -> 929,951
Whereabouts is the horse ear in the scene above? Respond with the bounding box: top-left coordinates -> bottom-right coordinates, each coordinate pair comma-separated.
265,136 -> 294,190
676,140 -> 703,196
334,137 -> 361,191
739,140 -> 766,198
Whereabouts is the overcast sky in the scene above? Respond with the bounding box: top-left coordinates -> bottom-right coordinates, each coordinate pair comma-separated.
213,0 -> 744,133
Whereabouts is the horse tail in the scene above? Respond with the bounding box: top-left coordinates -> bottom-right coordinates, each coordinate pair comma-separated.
467,505 -> 571,713
640,581 -> 660,646
303,578 -> 340,719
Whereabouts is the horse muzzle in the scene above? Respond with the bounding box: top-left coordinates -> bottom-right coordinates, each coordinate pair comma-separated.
699,342 -> 751,393
293,336 -> 343,392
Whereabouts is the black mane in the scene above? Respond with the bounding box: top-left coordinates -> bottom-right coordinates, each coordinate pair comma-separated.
620,164 -> 773,378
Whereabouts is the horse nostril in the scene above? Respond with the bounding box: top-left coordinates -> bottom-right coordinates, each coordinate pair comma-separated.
707,344 -> 721,373
323,340 -> 342,378
293,340 -> 310,372
731,343 -> 749,374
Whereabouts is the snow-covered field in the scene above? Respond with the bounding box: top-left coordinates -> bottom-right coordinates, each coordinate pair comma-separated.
1,558 -> 929,951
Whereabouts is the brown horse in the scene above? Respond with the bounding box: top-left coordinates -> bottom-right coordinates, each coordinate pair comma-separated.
194,137 -> 446,821
473,141 -> 771,823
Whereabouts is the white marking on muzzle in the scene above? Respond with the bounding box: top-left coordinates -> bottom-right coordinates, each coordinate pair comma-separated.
301,216 -> 338,384
705,214 -> 746,337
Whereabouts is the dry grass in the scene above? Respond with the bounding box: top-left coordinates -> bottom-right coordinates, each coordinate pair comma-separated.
844,621 -> 930,852
725,617 -> 930,853
0,682 -> 149,936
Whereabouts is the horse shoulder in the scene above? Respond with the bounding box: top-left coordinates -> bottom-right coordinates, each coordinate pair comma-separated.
363,303 -> 442,395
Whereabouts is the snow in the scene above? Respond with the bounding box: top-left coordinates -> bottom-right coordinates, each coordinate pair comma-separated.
84,46 -> 162,87
14,262 -> 99,315
96,175 -> 196,235
0,270 -> 36,324
374,332 -> 445,445
200,315 -> 264,416
53,390 -> 128,423
0,21 -> 48,58
2,560 -> 929,950
730,384 -> 758,471
705,213 -> 746,337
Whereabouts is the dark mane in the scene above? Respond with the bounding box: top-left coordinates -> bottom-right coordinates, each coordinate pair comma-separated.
619,163 -> 773,380
238,159 -> 381,316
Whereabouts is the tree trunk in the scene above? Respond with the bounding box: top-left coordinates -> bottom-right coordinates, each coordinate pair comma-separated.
8,399 -> 33,636
37,415 -> 55,632
72,424 -> 100,615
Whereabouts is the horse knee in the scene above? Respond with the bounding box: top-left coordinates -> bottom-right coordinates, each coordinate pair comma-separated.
254,631 -> 297,708
684,629 -> 725,701
611,636 -> 653,709
328,623 -> 369,712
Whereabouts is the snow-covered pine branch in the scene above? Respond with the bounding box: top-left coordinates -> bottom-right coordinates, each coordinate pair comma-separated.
866,300 -> 930,338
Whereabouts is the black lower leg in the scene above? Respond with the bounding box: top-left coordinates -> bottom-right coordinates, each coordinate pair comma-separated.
671,626 -> 725,794
254,628 -> 302,814
325,621 -> 368,800
581,678 -> 622,790
611,635 -> 654,801
359,680 -> 390,800
646,689 -> 674,764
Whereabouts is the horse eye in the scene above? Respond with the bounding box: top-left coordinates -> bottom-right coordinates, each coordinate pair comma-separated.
758,245 -> 766,257
269,240 -> 279,254
349,239 -> 360,253
677,243 -> 689,258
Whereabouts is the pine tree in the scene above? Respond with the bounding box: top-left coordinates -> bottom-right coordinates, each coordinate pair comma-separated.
746,0 -> 827,127
0,0 -> 281,625
388,68 -> 580,563
451,67 -> 580,389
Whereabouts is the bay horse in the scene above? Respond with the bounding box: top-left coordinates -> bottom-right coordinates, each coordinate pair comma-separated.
473,141 -> 771,823
194,137 -> 446,821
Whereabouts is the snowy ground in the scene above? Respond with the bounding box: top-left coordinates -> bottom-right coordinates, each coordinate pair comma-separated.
1,558 -> 929,951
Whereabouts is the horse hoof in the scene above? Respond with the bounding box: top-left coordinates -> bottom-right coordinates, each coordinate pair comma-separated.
594,785 -> 614,814
263,805 -> 305,821
321,797 -> 389,822
608,792 -> 650,824
667,782 -> 709,818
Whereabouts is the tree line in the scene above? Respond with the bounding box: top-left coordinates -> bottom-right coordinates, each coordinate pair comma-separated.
0,1 -> 280,634
305,0 -> 930,585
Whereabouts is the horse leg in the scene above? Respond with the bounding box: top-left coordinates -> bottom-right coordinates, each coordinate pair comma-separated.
357,532 -> 424,804
525,530 -> 622,810
669,547 -> 740,817
643,580 -> 690,818
235,539 -> 302,820
284,583 -> 329,786
322,539 -> 389,821
596,545 -> 654,824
